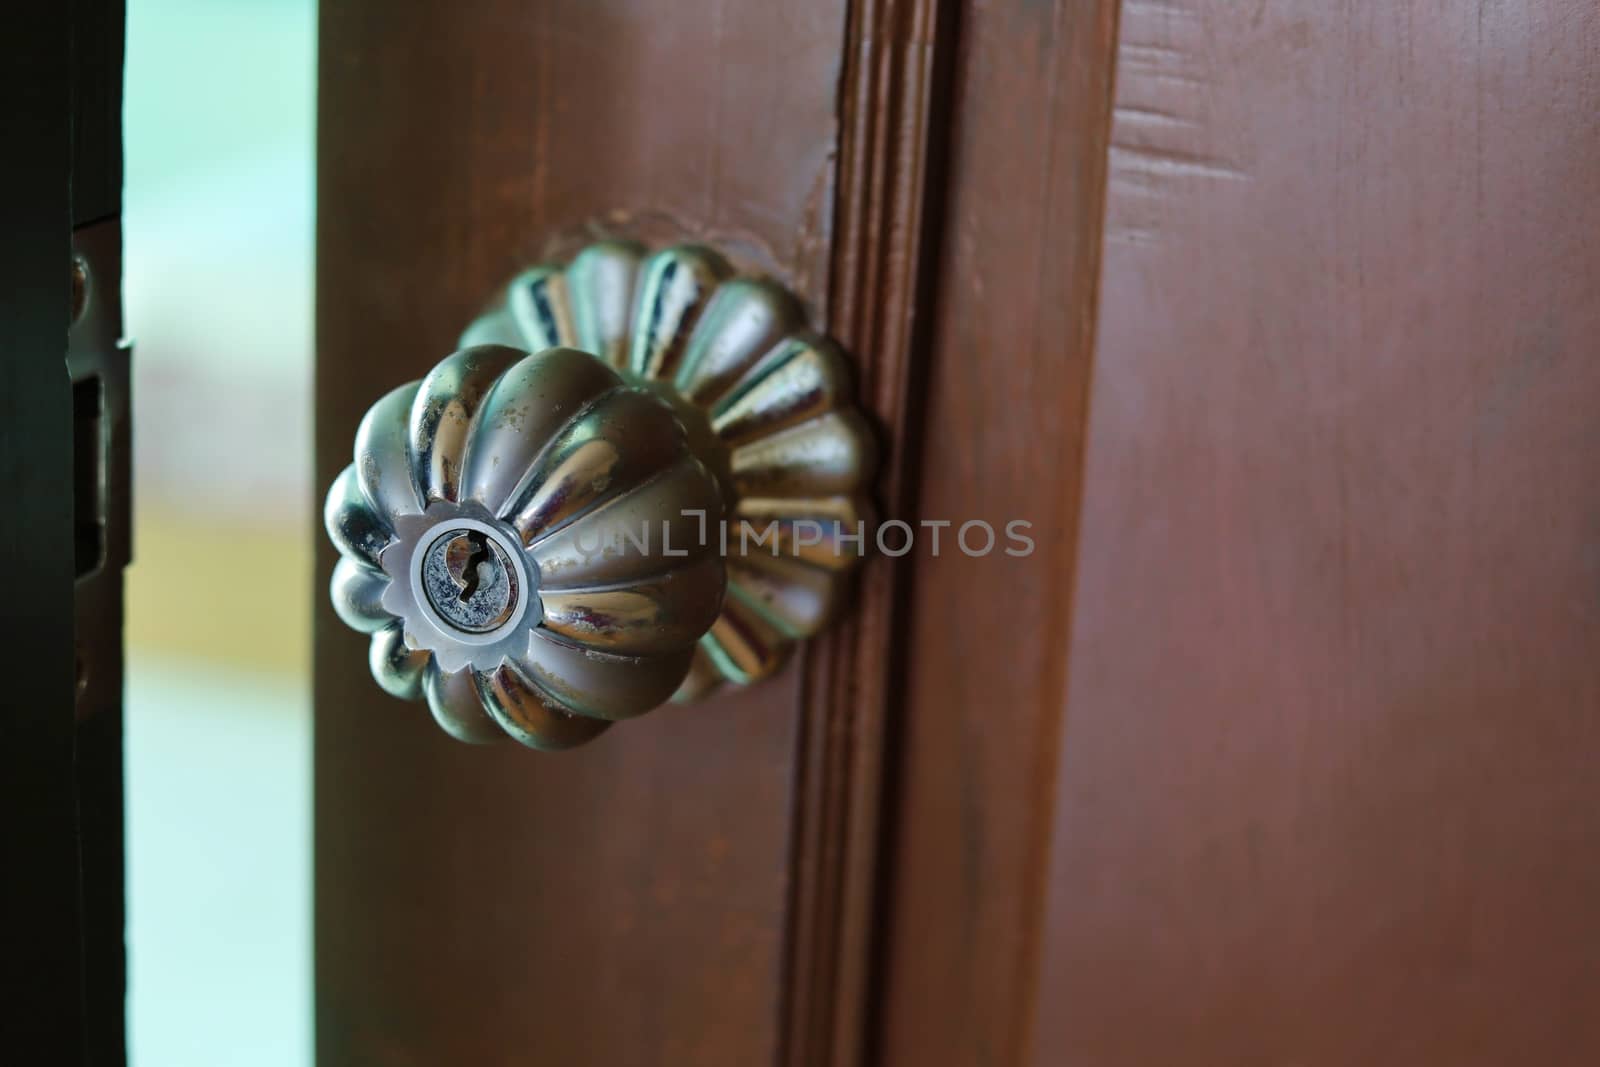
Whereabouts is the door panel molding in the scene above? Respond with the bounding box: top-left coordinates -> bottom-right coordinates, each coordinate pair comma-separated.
785,2 -> 959,1065
871,1 -> 1123,1064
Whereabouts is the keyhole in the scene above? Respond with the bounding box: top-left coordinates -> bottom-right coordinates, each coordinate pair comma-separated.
457,530 -> 491,603
421,525 -> 520,634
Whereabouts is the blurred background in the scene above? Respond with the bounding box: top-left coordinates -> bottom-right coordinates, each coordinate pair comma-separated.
124,0 -> 314,1062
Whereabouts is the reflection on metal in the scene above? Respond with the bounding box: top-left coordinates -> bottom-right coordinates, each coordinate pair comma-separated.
325,241 -> 877,749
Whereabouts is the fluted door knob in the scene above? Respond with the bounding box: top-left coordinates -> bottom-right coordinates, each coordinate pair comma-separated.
325,241 -> 876,749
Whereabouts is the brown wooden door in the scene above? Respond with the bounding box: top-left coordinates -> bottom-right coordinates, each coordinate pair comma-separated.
315,4 -> 919,1064
315,2 -> 1600,1065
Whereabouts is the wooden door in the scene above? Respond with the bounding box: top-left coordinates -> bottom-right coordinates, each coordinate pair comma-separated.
316,2 -> 1600,1065
1028,2 -> 1600,1063
3,5 -> 127,1064
878,1 -> 1600,1064
315,3 -> 940,1064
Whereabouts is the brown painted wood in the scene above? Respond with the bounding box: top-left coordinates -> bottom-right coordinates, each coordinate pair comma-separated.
314,3 -> 831,1058
315,3 -> 949,1064
785,2 -> 955,1065
878,0 -> 1600,1063
1031,1 -> 1600,1064
872,1 -> 1121,1064
322,1 -> 1600,1063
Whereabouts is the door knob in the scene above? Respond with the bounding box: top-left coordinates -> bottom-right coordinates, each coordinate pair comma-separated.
325,241 -> 876,749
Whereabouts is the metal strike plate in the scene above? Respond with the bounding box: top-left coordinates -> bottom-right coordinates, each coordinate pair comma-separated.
69,219 -> 132,722
326,240 -> 877,750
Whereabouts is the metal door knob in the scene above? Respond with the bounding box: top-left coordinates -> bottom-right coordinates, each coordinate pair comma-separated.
325,241 -> 876,749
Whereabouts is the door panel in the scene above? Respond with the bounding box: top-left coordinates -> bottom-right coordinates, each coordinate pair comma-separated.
314,3 -> 936,1064
318,1 -> 1600,1064
872,1 -> 1119,1064
314,0 -> 832,1050
1036,2 -> 1600,1064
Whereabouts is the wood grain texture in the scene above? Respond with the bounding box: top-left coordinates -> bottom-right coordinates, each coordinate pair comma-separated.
315,3 -> 846,1064
1035,1 -> 1600,1064
784,1 -> 956,1065
872,1 -> 1122,1064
